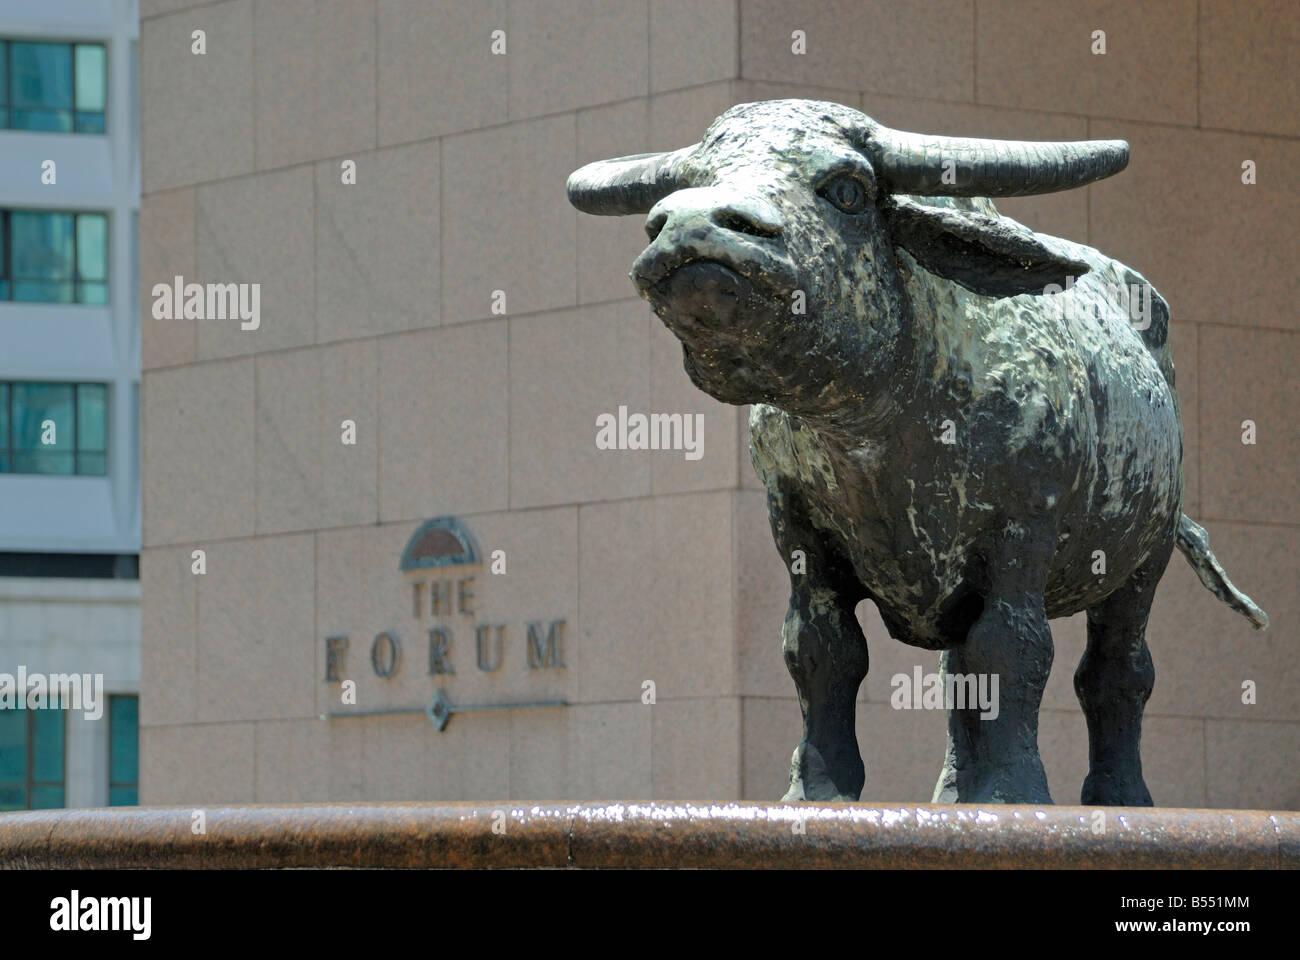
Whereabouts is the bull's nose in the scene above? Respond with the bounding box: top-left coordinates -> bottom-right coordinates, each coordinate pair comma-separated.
644,188 -> 783,242
650,260 -> 746,332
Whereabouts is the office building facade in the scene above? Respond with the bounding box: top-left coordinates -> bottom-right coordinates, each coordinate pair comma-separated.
0,0 -> 140,811
137,1 -> 1297,809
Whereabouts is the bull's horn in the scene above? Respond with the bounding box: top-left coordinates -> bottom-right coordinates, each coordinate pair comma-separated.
566,145 -> 697,215
868,124 -> 1129,197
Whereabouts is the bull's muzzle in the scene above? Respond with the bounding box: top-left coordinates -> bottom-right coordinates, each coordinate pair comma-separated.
630,187 -> 796,327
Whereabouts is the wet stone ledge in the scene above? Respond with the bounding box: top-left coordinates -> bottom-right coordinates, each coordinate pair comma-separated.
0,802 -> 1296,869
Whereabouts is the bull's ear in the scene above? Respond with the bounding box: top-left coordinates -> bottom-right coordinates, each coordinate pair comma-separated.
881,196 -> 1090,298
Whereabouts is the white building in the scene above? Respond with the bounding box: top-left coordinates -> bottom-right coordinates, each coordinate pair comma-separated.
0,0 -> 139,810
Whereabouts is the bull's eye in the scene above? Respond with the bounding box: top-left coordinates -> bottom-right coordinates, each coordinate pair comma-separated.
819,174 -> 868,214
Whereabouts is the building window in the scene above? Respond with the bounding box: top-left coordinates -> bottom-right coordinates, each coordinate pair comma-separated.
0,39 -> 106,133
0,708 -> 66,811
0,209 -> 109,304
108,695 -> 138,806
0,381 -> 108,476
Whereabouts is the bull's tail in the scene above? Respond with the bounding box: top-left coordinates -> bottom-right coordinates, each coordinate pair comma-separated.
1175,514 -> 1269,630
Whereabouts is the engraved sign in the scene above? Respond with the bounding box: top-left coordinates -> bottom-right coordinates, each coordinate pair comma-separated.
321,517 -> 568,729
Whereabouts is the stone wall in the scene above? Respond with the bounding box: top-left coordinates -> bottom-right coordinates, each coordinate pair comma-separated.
139,0 -> 1298,809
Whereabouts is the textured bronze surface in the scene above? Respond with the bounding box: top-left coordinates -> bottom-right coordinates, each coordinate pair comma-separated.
1,802 -> 1295,869
569,100 -> 1271,807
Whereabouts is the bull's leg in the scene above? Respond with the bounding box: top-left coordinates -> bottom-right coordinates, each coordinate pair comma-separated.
934,525 -> 1056,804
1075,539 -> 1172,806
766,488 -> 869,802
780,585 -> 870,802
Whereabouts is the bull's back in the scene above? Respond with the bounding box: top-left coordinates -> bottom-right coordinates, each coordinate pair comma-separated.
1040,244 -> 1184,615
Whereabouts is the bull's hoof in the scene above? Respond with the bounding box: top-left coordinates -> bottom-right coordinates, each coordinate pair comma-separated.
781,780 -> 859,803
954,760 -> 1054,804
1081,771 -> 1154,807
783,741 -> 864,802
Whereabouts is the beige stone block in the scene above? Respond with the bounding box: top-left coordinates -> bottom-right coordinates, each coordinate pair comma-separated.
254,718 -> 330,800
568,702 -> 653,800
861,618 -> 942,707
376,0 -> 508,145
196,167 -> 315,358
1143,557 -> 1240,720
1147,523 -> 1299,724
142,359 -> 255,546
734,489 -> 791,698
509,707 -> 570,800
509,303 -> 650,508
141,0 -> 254,191
645,494 -> 736,670
976,0 -> 1196,124
649,81 -> 744,149
857,93 -> 1090,243
361,714 -> 440,800
441,115 -> 577,322
1137,715 -> 1207,809
1200,0 -> 1300,138
732,79 -> 860,110
1206,719 -> 1300,810
856,700 -> 949,804
650,317 -> 739,495
140,188 -> 198,369
652,697 -> 741,799
458,711 -> 512,800
740,696 -> 800,800
255,340 -> 379,534
1198,327 -> 1299,525
739,0 -> 973,101
140,546 -> 199,727
1039,611 -> 1088,714
315,142 -> 440,343
1171,320 -> 1198,517
1088,122 -> 1300,330
378,322 -> 509,521
507,0 -> 648,119
650,0 -> 737,92
142,0 -> 208,17
139,722 -> 257,805
253,0 -> 376,171
577,492 -> 735,703
325,714 -> 368,800
576,98 -> 652,306
1036,707 -> 1088,806
195,534 -> 316,723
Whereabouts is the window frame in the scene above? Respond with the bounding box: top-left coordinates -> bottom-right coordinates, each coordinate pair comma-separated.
0,207 -> 109,305
0,37 -> 107,135
0,708 -> 66,811
0,380 -> 110,477
107,694 -> 138,807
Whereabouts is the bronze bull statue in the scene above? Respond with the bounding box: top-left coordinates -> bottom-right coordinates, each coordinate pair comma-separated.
568,100 -> 1268,805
